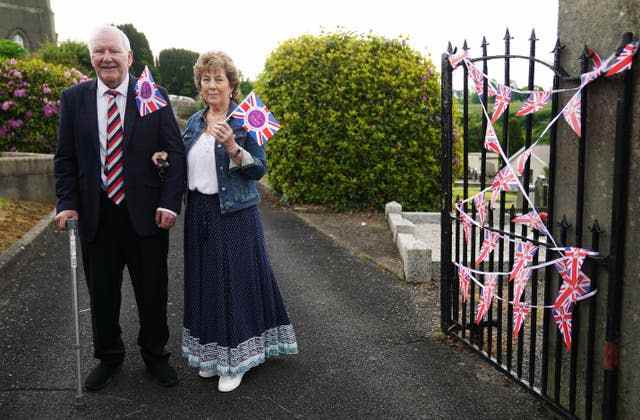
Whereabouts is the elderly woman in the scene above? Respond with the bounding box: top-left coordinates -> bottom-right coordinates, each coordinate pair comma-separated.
156,51 -> 297,392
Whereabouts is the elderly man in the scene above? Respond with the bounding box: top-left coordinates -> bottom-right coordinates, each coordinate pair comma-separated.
54,25 -> 186,390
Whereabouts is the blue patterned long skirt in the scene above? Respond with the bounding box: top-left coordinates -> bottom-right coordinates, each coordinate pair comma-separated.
182,191 -> 298,376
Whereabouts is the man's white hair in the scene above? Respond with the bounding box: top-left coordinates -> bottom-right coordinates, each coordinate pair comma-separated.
88,25 -> 131,54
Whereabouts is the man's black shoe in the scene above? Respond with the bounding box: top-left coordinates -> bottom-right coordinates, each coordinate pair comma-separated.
84,362 -> 121,391
146,361 -> 179,387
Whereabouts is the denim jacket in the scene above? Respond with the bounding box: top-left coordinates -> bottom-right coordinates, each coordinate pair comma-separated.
182,102 -> 267,214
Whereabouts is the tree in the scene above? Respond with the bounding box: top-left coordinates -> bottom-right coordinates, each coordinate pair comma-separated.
157,48 -> 199,97
117,23 -> 155,77
36,41 -> 93,76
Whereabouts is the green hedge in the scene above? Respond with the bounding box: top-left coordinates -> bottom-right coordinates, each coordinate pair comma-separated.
0,39 -> 27,59
35,41 -> 94,77
157,48 -> 199,97
256,31 -> 460,211
0,58 -> 87,153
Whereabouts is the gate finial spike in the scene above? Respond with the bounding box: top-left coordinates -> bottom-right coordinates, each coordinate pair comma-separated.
463,39 -> 469,51
590,219 -> 603,234
559,215 -> 572,229
447,41 -> 453,53
529,29 -> 538,42
551,38 -> 564,54
481,36 -> 489,48
503,28 -> 513,41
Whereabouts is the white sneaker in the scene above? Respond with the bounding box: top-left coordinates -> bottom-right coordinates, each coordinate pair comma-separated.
218,373 -> 244,392
198,368 -> 216,379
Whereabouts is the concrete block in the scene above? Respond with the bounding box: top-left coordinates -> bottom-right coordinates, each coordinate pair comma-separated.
397,233 -> 432,283
388,213 -> 415,243
385,201 -> 402,221
402,212 -> 441,224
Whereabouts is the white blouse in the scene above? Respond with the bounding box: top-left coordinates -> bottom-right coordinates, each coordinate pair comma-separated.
187,132 -> 256,194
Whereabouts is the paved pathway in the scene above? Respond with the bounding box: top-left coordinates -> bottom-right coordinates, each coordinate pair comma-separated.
0,201 -> 554,419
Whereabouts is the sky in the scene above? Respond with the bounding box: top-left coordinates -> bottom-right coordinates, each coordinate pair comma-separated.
50,0 -> 559,86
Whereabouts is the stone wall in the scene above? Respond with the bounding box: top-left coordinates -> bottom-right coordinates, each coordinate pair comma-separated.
553,1 -> 639,418
0,152 -> 54,202
0,0 -> 56,50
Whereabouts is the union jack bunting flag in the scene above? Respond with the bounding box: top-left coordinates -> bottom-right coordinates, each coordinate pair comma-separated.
473,193 -> 488,226
553,305 -> 573,352
512,210 -> 548,235
490,84 -> 512,123
460,209 -> 473,245
474,230 -> 500,267
580,47 -> 611,86
562,91 -> 582,137
484,122 -> 502,155
467,62 -> 497,97
562,247 -> 590,286
448,50 -> 467,69
513,268 -> 531,303
458,266 -> 471,303
490,165 -> 519,207
604,40 -> 639,77
513,301 -> 530,337
230,91 -> 281,145
510,242 -> 538,282
135,66 -> 167,117
554,271 -> 592,310
474,275 -> 497,325
515,147 -> 533,176
515,90 -> 551,117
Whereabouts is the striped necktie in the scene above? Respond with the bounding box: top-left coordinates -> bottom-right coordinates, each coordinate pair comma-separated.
104,90 -> 125,205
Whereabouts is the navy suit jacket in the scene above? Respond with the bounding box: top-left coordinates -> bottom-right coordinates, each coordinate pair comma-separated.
54,77 -> 186,241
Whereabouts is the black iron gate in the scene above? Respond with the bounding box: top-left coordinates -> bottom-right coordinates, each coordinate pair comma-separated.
440,31 -> 636,419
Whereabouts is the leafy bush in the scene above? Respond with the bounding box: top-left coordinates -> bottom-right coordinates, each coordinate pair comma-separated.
0,58 -> 88,153
36,41 -> 93,76
117,23 -> 155,77
256,31 -> 460,211
0,39 -> 27,59
157,48 -> 199,97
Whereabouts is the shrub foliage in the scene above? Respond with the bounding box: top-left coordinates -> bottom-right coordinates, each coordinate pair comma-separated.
36,41 -> 93,76
0,39 -> 27,59
157,48 -> 199,97
0,58 -> 87,153
256,31 -> 454,211
117,23 -> 155,77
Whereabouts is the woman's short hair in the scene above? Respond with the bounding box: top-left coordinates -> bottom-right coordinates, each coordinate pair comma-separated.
193,51 -> 240,102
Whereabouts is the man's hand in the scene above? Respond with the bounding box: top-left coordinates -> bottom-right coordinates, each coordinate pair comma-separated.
54,210 -> 79,231
155,209 -> 176,230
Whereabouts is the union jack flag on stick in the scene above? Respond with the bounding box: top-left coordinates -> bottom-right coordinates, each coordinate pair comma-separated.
515,90 -> 551,117
553,305 -> 573,352
490,84 -> 512,123
562,91 -> 582,137
510,242 -> 538,282
230,91 -> 281,145
484,122 -> 502,155
475,275 -> 497,325
513,301 -> 530,337
135,66 -> 167,117
458,266 -> 471,303
604,40 -> 639,77
475,230 -> 500,267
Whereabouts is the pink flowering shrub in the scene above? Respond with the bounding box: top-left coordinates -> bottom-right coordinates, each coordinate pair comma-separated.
0,57 -> 88,153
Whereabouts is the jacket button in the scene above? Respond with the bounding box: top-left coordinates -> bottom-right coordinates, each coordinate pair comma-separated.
221,187 -> 226,192
219,166 -> 223,170
217,144 -> 222,148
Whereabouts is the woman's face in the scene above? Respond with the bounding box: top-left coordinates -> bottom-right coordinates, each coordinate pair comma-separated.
200,67 -> 232,109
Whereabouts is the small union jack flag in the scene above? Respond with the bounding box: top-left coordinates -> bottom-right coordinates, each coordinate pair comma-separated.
490,166 -> 519,207
604,40 -> 639,77
475,274 -> 496,325
484,122 -> 502,155
458,266 -> 471,303
512,210 -> 548,235
473,193 -> 488,226
513,301 -> 530,337
515,147 -> 533,176
562,247 -> 590,286
448,50 -> 467,69
510,242 -> 538,282
553,305 -> 573,352
475,230 -> 500,267
554,271 -> 592,310
135,66 -> 167,117
230,91 -> 281,145
562,91 -> 582,137
491,84 -> 512,123
459,209 -> 473,245
515,90 -> 551,117
580,47 -> 611,86
513,268 -> 531,303
467,61 -> 497,97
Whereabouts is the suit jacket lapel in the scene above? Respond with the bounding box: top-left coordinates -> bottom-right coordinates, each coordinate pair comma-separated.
124,76 -> 138,148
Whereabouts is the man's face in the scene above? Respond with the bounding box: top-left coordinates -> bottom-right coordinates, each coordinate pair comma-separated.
90,30 -> 132,88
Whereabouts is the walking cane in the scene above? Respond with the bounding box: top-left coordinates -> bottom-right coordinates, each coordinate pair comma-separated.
66,219 -> 83,399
